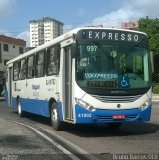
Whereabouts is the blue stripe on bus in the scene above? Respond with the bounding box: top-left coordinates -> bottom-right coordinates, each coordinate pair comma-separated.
12,97 -> 63,120
75,104 -> 151,123
11,96 -> 151,124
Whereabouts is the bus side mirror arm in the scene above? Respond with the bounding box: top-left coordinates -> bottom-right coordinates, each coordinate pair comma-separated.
71,44 -> 76,58
77,69 -> 85,80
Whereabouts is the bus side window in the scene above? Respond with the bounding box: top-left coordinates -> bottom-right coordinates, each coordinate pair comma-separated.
35,51 -> 45,77
46,45 -> 60,76
13,62 -> 20,81
19,59 -> 26,80
27,55 -> 35,79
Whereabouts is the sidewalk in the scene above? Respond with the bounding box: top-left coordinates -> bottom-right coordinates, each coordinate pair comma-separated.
152,94 -> 159,102
0,96 -> 5,101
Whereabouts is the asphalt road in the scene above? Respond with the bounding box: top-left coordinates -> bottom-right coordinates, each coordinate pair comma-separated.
0,100 -> 159,160
0,101 -> 84,160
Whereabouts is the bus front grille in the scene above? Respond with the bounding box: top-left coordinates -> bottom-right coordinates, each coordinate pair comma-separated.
91,94 -> 143,103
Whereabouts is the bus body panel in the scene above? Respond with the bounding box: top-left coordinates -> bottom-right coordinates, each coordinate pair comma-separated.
11,75 -> 62,117
12,97 -> 49,117
74,84 -> 152,123
74,83 -> 152,110
12,96 -> 63,119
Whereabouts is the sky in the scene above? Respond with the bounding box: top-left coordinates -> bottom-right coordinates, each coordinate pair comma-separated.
1,0 -> 159,46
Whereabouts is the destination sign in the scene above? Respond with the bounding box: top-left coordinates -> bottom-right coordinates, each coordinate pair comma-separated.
88,81 -> 117,88
76,29 -> 148,45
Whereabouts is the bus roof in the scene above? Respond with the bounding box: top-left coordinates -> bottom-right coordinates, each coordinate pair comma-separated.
6,27 -> 147,65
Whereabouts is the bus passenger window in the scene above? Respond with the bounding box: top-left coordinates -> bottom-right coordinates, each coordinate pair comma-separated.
35,51 -> 45,77
13,62 -> 20,81
46,45 -> 60,75
27,56 -> 35,79
19,59 -> 26,80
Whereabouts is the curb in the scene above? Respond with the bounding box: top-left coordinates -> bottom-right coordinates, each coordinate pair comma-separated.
0,117 -> 98,160
0,97 -> 5,102
152,95 -> 159,102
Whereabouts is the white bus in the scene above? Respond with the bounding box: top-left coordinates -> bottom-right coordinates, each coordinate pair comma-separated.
6,27 -> 152,130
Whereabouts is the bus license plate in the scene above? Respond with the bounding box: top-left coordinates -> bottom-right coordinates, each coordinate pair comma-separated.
113,114 -> 125,120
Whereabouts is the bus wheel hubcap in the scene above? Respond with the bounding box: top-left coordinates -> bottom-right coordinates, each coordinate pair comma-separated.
52,108 -> 57,123
18,103 -> 21,114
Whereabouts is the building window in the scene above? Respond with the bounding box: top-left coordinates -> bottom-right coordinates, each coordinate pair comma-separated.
19,47 -> 24,54
3,44 -> 9,52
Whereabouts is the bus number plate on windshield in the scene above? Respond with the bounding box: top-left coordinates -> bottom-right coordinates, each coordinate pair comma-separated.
113,114 -> 125,120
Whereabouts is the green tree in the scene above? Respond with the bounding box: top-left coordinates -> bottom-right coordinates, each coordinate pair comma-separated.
138,17 -> 159,53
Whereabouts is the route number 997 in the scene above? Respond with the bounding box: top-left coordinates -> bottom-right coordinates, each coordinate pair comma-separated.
86,46 -> 97,52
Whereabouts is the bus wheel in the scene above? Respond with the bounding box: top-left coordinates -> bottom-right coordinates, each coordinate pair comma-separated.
51,102 -> 62,131
17,99 -> 24,117
107,123 -> 122,129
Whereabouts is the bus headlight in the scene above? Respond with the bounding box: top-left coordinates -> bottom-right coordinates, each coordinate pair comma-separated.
75,98 -> 96,112
139,99 -> 151,110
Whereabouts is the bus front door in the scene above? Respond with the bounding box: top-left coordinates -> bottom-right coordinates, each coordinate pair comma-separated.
63,47 -> 73,121
8,67 -> 13,107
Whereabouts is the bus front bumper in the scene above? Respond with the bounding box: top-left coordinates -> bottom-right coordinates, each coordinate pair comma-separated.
75,104 -> 152,124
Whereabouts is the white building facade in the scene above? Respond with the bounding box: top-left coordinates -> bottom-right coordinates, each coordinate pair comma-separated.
0,35 -> 26,95
29,17 -> 64,47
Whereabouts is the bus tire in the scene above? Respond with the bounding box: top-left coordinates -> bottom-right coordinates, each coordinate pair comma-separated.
51,102 -> 63,131
107,122 -> 122,129
17,98 -> 24,117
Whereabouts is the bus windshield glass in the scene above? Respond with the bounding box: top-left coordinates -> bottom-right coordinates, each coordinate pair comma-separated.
76,44 -> 151,91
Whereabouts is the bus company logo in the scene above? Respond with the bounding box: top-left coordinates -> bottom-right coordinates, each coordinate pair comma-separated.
32,84 -> 40,91
46,79 -> 56,85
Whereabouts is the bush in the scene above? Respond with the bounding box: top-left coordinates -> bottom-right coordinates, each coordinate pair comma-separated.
153,85 -> 159,94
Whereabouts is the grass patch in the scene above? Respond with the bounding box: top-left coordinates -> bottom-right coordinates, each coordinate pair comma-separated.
153,84 -> 159,94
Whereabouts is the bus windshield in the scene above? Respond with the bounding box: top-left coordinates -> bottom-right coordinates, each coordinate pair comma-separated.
76,44 -> 151,91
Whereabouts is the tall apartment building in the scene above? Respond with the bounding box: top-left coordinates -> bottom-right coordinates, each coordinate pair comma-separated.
29,17 -> 64,47
0,35 -> 26,95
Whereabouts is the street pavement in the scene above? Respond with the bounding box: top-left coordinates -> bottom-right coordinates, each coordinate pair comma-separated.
0,117 -> 73,160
